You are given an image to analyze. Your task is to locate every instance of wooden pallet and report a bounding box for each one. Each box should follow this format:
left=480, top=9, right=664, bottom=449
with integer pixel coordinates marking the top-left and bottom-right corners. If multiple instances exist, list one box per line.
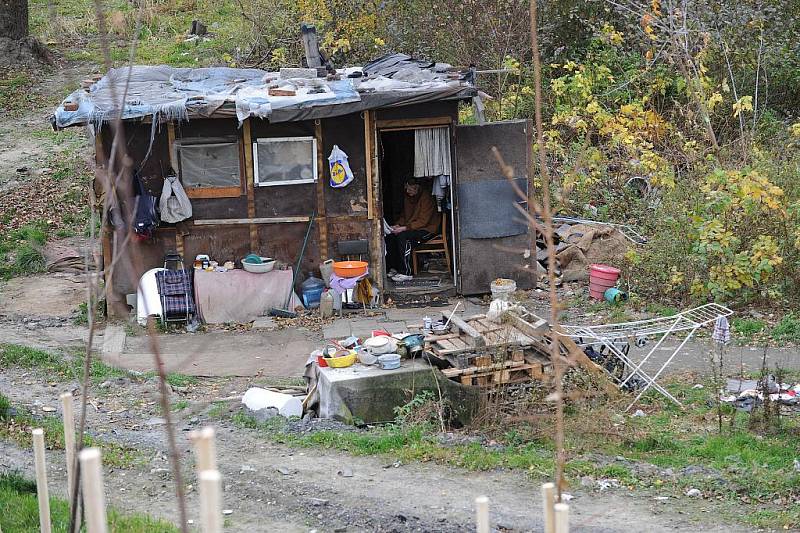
left=427, top=313, right=546, bottom=357
left=442, top=359, right=546, bottom=387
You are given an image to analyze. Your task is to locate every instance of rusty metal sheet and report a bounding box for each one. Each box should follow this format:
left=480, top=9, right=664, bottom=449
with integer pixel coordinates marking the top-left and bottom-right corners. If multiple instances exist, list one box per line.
left=322, top=113, right=368, bottom=217
left=454, top=120, right=533, bottom=295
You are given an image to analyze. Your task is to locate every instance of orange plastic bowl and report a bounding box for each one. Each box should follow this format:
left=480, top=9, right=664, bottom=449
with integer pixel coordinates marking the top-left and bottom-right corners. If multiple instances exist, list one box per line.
left=333, top=260, right=368, bottom=278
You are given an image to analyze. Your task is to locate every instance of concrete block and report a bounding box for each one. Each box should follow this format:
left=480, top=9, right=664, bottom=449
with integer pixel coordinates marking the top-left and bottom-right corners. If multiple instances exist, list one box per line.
left=101, top=324, right=126, bottom=359
left=323, top=320, right=351, bottom=340
left=252, top=317, right=277, bottom=330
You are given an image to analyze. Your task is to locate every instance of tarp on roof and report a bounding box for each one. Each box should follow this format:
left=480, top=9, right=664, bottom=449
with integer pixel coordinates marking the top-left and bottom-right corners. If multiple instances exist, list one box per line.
left=53, top=54, right=476, bottom=128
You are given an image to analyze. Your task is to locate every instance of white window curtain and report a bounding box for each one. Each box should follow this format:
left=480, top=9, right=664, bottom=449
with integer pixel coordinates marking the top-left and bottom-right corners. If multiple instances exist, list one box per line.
left=414, top=126, right=451, bottom=177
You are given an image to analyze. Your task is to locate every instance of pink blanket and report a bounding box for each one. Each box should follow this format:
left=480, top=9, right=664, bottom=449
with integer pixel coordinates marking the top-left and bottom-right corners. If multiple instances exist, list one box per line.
left=194, top=268, right=303, bottom=324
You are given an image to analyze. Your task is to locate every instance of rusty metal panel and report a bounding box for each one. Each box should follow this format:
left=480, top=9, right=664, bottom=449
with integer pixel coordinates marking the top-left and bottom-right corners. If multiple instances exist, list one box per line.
left=110, top=228, right=175, bottom=297
left=191, top=197, right=249, bottom=219
left=454, top=120, right=533, bottom=295
left=183, top=226, right=251, bottom=267
left=257, top=222, right=320, bottom=279
left=327, top=220, right=372, bottom=259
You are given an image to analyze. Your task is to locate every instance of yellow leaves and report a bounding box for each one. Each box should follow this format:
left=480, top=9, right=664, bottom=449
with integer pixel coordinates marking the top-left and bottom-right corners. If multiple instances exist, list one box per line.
left=601, top=23, right=624, bottom=46
left=790, top=122, right=800, bottom=137
left=651, top=0, right=662, bottom=15
left=732, top=95, right=753, bottom=117
left=721, top=78, right=730, bottom=93
left=585, top=100, right=601, bottom=114
left=373, top=37, right=385, bottom=47
left=707, top=92, right=723, bottom=112
left=502, top=55, right=521, bottom=75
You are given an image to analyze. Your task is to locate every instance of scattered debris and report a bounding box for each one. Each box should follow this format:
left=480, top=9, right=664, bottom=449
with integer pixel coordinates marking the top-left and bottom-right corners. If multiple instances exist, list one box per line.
left=337, top=468, right=354, bottom=478
left=685, top=488, right=702, bottom=498
left=632, top=409, right=646, bottom=418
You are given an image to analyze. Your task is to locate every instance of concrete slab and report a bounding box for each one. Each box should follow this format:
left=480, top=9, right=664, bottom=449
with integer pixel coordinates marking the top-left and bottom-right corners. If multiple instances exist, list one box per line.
left=108, top=328, right=322, bottom=377
left=322, top=320, right=351, bottom=339
left=252, top=316, right=277, bottom=330
left=101, top=324, right=126, bottom=359
left=348, top=319, right=380, bottom=338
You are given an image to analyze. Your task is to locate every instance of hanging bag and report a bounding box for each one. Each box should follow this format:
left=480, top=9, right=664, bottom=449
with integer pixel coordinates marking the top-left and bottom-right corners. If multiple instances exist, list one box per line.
left=328, top=145, right=354, bottom=188
left=159, top=174, right=193, bottom=223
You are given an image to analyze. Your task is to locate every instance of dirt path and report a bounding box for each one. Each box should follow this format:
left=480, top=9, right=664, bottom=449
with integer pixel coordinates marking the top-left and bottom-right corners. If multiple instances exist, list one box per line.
left=0, top=366, right=755, bottom=533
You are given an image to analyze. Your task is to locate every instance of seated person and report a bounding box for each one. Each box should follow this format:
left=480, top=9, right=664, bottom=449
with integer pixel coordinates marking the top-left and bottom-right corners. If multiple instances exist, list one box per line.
left=385, top=178, right=440, bottom=281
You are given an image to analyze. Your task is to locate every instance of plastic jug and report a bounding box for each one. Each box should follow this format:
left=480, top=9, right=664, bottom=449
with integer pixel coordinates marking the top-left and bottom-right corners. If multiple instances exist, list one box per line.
left=301, top=275, right=326, bottom=308
left=320, top=289, right=334, bottom=318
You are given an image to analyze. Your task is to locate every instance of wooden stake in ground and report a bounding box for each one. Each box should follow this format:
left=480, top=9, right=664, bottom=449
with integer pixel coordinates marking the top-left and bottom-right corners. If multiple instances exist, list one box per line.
left=79, top=448, right=108, bottom=533
left=554, top=502, right=569, bottom=533
left=32, top=428, right=52, bottom=533
left=190, top=426, right=217, bottom=472
left=60, top=392, right=77, bottom=503
left=475, top=495, right=489, bottom=533
left=198, top=470, right=222, bottom=533
left=541, top=482, right=555, bottom=533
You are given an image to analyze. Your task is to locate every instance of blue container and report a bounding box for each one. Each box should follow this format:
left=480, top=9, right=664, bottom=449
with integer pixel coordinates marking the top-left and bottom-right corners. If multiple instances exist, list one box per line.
left=301, top=276, right=325, bottom=308
left=604, top=287, right=628, bottom=303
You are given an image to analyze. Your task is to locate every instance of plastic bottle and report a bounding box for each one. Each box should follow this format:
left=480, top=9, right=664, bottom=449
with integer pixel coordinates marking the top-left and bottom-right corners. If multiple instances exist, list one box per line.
left=320, top=289, right=334, bottom=318
left=301, top=275, right=326, bottom=308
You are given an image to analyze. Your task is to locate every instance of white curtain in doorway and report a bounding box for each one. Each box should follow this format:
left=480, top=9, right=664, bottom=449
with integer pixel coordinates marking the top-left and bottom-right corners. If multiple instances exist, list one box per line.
left=414, top=127, right=451, bottom=177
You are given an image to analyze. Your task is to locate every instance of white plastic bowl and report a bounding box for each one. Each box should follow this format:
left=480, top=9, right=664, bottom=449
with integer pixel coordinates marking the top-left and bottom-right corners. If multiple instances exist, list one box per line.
left=242, top=257, right=276, bottom=273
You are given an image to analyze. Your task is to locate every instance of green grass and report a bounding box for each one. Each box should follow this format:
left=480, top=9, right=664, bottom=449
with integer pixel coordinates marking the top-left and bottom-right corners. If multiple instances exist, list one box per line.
left=0, top=344, right=129, bottom=383
left=228, top=376, right=800, bottom=529
left=0, top=393, right=140, bottom=469
left=772, top=313, right=800, bottom=343
left=165, top=374, right=198, bottom=387
left=0, top=472, right=177, bottom=532
left=0, top=223, right=49, bottom=280
left=172, top=400, right=189, bottom=411
left=732, top=317, right=766, bottom=342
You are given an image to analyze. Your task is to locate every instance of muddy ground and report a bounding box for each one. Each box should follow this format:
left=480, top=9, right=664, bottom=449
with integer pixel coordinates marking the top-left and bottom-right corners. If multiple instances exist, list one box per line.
left=0, top=362, right=752, bottom=533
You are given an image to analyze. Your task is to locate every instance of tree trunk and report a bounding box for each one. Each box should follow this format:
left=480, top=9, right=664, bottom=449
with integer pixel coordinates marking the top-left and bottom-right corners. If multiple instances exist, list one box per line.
left=0, top=0, right=29, bottom=40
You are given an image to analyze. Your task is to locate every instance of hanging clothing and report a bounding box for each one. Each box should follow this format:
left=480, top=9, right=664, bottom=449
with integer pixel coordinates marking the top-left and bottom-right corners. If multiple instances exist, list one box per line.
left=712, top=316, right=731, bottom=344
left=159, top=174, right=193, bottom=223
left=414, top=127, right=451, bottom=177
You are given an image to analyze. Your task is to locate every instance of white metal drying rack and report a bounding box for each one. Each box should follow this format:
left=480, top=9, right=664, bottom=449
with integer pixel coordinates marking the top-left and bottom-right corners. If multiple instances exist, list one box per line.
left=555, top=303, right=733, bottom=410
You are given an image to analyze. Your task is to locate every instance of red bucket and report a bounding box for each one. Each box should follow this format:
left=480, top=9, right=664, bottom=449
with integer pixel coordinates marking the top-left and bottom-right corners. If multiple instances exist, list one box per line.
left=589, top=264, right=620, bottom=300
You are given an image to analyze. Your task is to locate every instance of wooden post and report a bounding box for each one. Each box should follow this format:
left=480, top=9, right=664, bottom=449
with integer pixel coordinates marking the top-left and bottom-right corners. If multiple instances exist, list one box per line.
left=314, top=120, right=328, bottom=260
left=541, top=482, right=555, bottom=533
left=190, top=426, right=217, bottom=472
left=554, top=502, right=569, bottom=533
left=79, top=448, right=108, bottom=533
left=60, top=392, right=77, bottom=506
left=475, top=496, right=489, bottom=533
left=300, top=23, right=323, bottom=68
left=198, top=470, right=222, bottom=533
left=242, top=118, right=258, bottom=251
left=32, top=429, right=52, bottom=533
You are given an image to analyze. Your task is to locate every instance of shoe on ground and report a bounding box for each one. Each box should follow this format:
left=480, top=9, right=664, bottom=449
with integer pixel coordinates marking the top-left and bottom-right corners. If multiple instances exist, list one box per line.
left=392, top=273, right=413, bottom=282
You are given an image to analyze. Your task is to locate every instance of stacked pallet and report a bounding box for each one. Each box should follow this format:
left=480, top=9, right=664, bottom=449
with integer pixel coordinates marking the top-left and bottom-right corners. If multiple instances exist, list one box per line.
left=426, top=310, right=616, bottom=393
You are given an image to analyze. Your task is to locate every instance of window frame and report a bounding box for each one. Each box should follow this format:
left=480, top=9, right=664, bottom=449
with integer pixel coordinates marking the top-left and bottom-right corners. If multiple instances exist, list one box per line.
left=252, top=136, right=318, bottom=187
left=173, top=135, right=245, bottom=199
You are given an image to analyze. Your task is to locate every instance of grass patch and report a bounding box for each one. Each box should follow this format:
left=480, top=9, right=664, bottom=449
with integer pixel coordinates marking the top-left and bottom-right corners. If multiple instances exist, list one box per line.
left=1, top=344, right=129, bottom=383
left=165, top=374, right=198, bottom=387
left=172, top=400, right=189, bottom=411
left=0, top=471, right=177, bottom=532
left=732, top=317, right=766, bottom=342
left=0, top=222, right=49, bottom=280
left=772, top=313, right=800, bottom=343
left=0, top=393, right=140, bottom=469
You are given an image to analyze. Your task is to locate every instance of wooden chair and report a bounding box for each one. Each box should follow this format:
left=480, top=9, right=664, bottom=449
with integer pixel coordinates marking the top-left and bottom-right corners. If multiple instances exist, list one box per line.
left=412, top=211, right=452, bottom=275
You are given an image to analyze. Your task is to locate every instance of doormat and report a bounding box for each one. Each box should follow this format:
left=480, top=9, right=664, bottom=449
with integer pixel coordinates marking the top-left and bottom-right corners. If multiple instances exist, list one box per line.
left=391, top=293, right=450, bottom=308
left=393, top=278, right=441, bottom=289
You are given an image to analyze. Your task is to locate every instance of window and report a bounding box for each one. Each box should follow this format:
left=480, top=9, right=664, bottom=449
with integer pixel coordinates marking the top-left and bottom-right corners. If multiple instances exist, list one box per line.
left=253, top=137, right=317, bottom=186
left=175, top=137, right=242, bottom=197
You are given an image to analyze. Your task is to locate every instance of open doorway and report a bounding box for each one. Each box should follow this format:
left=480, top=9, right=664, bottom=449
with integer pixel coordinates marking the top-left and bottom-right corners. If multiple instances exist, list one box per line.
left=378, top=126, right=455, bottom=294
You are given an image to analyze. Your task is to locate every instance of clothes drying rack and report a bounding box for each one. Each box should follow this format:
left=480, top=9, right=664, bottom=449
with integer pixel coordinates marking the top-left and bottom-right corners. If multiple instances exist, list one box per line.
left=543, top=303, right=733, bottom=410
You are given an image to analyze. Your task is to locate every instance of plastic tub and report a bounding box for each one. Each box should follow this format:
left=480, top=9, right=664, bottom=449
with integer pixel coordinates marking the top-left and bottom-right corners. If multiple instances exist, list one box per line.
left=377, top=353, right=401, bottom=370
left=490, top=278, right=517, bottom=301
left=588, top=264, right=620, bottom=300
left=333, top=260, right=368, bottom=278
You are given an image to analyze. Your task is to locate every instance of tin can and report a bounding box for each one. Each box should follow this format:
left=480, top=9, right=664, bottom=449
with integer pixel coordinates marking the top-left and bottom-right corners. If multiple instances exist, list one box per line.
left=423, top=316, right=432, bottom=330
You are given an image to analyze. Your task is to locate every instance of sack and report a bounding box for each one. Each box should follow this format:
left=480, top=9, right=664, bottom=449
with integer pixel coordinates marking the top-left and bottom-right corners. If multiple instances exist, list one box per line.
left=159, top=174, right=193, bottom=223
left=328, top=145, right=354, bottom=188
left=133, top=170, right=159, bottom=240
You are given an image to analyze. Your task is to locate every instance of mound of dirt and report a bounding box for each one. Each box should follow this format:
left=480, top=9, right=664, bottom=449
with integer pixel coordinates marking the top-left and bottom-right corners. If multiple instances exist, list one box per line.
left=0, top=37, right=53, bottom=68
left=556, top=224, right=630, bottom=282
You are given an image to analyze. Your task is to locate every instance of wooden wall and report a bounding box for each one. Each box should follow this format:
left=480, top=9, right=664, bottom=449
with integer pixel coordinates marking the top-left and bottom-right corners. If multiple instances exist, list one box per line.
left=100, top=112, right=374, bottom=313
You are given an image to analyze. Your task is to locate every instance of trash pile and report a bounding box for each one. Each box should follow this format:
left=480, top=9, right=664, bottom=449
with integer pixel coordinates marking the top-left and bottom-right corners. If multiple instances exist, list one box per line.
left=535, top=218, right=641, bottom=284
left=720, top=377, right=800, bottom=411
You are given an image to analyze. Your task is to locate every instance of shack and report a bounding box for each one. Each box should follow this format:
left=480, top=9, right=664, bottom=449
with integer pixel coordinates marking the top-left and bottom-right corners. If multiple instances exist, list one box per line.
left=52, top=53, right=534, bottom=318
